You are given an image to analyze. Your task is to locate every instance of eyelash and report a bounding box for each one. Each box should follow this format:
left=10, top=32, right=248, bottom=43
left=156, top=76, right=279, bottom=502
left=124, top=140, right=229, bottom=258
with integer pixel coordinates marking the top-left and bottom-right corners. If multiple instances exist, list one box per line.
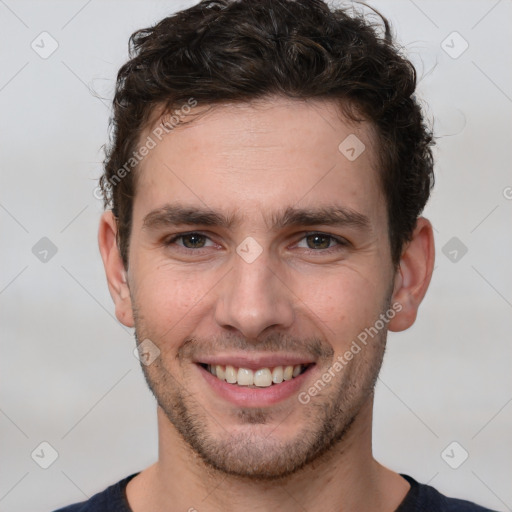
left=163, top=231, right=349, bottom=254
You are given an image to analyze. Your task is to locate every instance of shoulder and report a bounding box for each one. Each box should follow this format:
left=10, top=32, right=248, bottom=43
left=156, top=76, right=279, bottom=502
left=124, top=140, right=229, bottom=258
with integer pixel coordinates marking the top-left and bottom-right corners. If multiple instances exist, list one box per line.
left=397, top=474, right=499, bottom=512
left=51, top=473, right=139, bottom=512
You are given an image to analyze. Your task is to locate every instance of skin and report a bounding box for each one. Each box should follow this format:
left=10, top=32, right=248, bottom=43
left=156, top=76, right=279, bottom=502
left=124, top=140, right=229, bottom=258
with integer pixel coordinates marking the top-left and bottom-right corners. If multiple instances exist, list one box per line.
left=98, top=96, right=435, bottom=512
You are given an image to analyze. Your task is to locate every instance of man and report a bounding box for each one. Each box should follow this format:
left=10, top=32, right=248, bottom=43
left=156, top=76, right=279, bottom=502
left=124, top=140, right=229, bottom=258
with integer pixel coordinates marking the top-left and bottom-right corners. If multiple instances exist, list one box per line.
left=54, top=0, right=497, bottom=510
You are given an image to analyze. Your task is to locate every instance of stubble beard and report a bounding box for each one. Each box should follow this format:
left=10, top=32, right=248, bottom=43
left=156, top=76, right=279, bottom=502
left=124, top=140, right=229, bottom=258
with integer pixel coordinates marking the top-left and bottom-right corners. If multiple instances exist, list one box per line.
left=131, top=287, right=392, bottom=481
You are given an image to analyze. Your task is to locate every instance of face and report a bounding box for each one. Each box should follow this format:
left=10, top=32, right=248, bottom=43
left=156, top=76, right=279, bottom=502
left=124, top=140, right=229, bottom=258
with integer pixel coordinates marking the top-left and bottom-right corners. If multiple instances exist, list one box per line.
left=114, top=98, right=400, bottom=479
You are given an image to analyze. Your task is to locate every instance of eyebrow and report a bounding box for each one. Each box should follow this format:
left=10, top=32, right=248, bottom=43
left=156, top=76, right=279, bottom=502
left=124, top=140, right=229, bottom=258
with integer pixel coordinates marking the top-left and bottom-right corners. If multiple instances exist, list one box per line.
left=142, top=203, right=370, bottom=232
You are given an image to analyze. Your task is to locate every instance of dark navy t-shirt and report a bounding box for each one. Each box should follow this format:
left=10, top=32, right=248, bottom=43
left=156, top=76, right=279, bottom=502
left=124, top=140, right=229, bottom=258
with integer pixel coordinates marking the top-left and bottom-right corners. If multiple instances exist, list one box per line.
left=52, top=473, right=498, bottom=511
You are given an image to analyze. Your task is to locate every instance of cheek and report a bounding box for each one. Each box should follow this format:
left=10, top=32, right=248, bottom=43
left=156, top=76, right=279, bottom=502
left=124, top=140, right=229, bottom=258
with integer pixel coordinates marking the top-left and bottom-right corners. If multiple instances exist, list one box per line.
left=291, top=268, right=387, bottom=342
left=131, top=266, right=214, bottom=343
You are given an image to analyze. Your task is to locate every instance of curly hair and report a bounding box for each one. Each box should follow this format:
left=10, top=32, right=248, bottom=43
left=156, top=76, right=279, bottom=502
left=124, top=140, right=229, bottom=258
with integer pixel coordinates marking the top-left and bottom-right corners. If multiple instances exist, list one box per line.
left=100, top=0, right=434, bottom=269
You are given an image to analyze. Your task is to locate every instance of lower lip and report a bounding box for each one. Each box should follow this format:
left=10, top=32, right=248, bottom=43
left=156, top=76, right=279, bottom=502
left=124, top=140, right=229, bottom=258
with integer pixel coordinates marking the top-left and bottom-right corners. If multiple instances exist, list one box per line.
left=197, top=364, right=314, bottom=408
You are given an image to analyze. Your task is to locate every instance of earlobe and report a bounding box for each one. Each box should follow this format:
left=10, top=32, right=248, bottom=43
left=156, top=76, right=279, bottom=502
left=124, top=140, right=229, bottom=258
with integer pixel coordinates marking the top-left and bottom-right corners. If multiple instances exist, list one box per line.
left=98, top=211, right=135, bottom=328
left=388, top=217, right=435, bottom=332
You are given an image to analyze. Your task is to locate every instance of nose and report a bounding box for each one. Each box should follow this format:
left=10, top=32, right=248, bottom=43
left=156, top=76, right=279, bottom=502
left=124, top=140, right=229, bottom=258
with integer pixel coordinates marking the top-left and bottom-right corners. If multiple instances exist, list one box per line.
left=214, top=248, right=295, bottom=341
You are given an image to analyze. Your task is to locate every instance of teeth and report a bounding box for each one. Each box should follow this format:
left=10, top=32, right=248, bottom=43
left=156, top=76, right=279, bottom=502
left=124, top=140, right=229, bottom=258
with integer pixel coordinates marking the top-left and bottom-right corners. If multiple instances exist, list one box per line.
left=254, top=368, right=272, bottom=387
left=283, top=365, right=294, bottom=381
left=206, top=364, right=307, bottom=387
left=216, top=365, right=225, bottom=381
left=237, top=368, right=254, bottom=386
left=225, top=365, right=237, bottom=384
left=272, top=366, right=284, bottom=384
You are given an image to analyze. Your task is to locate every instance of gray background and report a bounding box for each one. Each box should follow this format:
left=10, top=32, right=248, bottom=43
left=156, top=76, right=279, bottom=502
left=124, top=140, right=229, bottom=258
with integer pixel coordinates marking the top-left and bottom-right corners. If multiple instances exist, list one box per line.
left=1, top=1, right=511, bottom=511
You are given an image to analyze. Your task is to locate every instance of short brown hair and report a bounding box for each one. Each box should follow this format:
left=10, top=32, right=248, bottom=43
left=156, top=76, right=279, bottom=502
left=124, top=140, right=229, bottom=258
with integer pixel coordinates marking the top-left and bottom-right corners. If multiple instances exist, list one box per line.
left=99, top=0, right=434, bottom=268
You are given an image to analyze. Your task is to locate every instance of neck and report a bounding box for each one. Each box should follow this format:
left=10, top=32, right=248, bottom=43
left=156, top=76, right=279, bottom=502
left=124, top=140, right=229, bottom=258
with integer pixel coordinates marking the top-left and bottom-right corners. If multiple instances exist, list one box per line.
left=126, top=396, right=410, bottom=512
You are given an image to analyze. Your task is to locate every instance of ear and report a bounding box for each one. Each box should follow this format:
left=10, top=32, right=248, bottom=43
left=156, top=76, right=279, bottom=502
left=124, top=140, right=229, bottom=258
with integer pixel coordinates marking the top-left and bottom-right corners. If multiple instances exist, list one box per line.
left=388, top=217, right=435, bottom=332
left=97, top=210, right=135, bottom=328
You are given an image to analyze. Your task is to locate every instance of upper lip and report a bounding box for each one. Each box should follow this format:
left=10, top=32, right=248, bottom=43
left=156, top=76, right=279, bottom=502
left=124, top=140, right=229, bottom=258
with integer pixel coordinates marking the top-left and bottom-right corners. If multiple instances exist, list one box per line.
left=195, top=354, right=315, bottom=370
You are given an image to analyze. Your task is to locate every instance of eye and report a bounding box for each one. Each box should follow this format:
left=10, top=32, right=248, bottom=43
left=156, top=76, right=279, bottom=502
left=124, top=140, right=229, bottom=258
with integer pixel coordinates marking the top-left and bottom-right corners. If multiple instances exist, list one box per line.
left=296, top=232, right=348, bottom=251
left=165, top=232, right=216, bottom=250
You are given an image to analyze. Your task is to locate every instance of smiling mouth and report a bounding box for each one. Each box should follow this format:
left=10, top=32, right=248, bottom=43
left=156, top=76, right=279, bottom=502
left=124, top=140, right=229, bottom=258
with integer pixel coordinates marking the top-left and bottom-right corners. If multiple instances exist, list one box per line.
left=198, top=363, right=312, bottom=388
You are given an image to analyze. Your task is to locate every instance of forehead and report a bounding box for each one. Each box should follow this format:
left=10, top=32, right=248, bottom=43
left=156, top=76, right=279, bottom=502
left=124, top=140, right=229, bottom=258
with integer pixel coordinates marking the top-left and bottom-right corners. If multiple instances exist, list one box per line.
left=133, top=97, right=384, bottom=228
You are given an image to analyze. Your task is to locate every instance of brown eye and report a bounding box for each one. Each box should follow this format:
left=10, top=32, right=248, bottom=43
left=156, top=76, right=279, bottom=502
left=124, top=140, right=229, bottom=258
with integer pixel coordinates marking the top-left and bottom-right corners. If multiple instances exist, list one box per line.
left=295, top=232, right=349, bottom=253
left=165, top=232, right=215, bottom=250
left=180, top=233, right=207, bottom=248
left=305, top=234, right=333, bottom=250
